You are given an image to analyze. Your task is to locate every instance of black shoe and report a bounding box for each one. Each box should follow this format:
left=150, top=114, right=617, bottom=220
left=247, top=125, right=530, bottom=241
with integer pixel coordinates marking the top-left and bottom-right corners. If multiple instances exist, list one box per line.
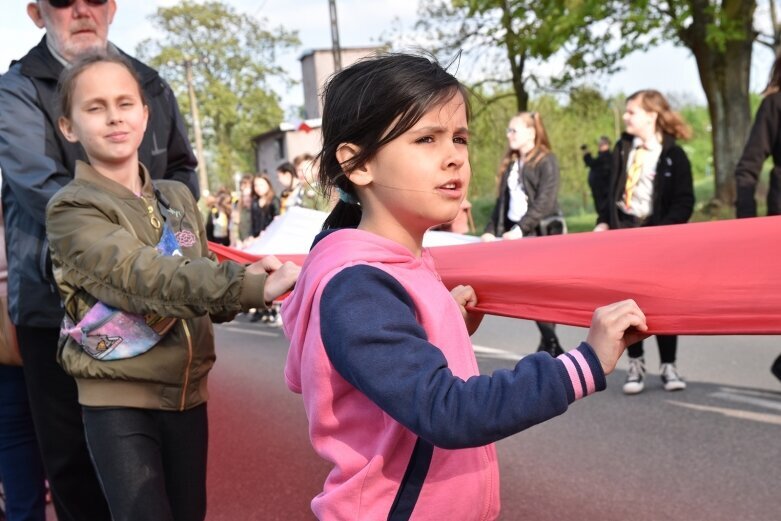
left=771, top=354, right=781, bottom=382
left=249, top=310, right=262, bottom=323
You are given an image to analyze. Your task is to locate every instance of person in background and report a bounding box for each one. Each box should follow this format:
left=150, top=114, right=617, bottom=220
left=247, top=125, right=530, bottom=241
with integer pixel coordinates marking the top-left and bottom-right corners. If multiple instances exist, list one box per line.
left=250, top=174, right=279, bottom=238
left=482, top=111, right=566, bottom=357
left=232, top=174, right=253, bottom=246
left=595, top=89, right=694, bottom=395
left=249, top=174, right=281, bottom=324
left=276, top=161, right=299, bottom=214
left=734, top=54, right=781, bottom=382
left=205, top=188, right=231, bottom=247
left=582, top=135, right=613, bottom=216
left=0, top=186, right=47, bottom=521
left=236, top=187, right=254, bottom=246
left=0, top=2, right=199, bottom=519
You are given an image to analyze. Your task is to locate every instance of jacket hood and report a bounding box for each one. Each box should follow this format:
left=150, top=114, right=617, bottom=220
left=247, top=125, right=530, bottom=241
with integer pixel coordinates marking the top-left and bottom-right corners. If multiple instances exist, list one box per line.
left=281, top=228, right=437, bottom=390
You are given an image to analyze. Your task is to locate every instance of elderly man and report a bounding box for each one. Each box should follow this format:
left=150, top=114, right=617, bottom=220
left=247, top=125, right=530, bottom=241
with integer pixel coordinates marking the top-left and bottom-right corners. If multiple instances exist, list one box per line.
left=0, top=2, right=199, bottom=520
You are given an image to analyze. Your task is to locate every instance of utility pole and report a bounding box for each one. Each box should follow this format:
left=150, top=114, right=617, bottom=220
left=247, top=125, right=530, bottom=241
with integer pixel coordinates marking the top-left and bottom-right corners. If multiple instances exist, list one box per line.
left=329, top=0, right=342, bottom=71
left=184, top=58, right=209, bottom=196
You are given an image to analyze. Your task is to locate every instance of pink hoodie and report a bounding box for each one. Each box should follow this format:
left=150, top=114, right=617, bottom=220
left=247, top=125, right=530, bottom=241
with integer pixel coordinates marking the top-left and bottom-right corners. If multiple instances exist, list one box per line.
left=283, top=229, right=603, bottom=520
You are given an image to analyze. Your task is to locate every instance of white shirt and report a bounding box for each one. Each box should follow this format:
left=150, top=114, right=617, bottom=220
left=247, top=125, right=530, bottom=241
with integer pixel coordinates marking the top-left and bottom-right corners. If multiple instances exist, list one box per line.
left=618, top=136, right=662, bottom=219
left=506, top=160, right=528, bottom=223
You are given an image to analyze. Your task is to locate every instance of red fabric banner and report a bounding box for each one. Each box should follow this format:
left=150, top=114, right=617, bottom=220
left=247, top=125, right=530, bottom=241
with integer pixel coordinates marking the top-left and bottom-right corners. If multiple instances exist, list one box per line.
left=209, top=216, right=781, bottom=335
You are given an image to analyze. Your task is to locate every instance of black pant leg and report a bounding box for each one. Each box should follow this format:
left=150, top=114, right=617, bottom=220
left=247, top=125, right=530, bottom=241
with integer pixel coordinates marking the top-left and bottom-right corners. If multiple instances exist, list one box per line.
left=161, top=404, right=209, bottom=521
left=627, top=339, right=645, bottom=359
left=83, top=405, right=209, bottom=521
left=83, top=406, right=176, bottom=521
left=17, top=325, right=111, bottom=521
left=657, top=335, right=678, bottom=364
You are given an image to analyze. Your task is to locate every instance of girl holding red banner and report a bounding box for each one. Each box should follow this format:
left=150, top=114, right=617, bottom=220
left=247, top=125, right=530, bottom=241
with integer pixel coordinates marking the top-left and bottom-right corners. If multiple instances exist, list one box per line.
left=45, top=51, right=299, bottom=521
left=482, top=111, right=566, bottom=357
left=282, top=52, right=649, bottom=520
left=595, top=89, right=694, bottom=395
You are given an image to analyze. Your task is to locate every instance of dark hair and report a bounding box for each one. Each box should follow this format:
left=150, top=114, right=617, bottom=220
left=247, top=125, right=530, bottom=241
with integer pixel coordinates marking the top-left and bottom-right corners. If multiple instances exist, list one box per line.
left=764, top=54, right=781, bottom=96
left=317, top=52, right=469, bottom=230
left=58, top=50, right=146, bottom=120
left=252, top=174, right=276, bottom=206
left=626, top=89, right=692, bottom=140
left=276, top=161, right=296, bottom=176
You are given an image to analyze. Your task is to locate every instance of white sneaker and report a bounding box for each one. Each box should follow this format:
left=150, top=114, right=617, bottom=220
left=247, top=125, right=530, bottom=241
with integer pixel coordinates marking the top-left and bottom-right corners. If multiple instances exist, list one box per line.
left=623, top=357, right=645, bottom=395
left=660, top=363, right=686, bottom=391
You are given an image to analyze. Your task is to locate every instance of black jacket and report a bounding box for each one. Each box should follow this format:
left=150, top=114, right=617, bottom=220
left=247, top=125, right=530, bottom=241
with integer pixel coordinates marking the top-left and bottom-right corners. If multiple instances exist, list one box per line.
left=0, top=37, right=199, bottom=327
left=484, top=153, right=562, bottom=236
left=734, top=92, right=781, bottom=217
left=598, top=133, right=694, bottom=229
left=583, top=150, right=612, bottom=216
left=250, top=196, right=279, bottom=237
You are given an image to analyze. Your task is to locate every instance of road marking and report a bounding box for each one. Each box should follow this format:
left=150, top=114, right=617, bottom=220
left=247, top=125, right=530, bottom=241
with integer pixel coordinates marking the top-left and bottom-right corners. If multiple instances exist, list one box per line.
left=473, top=344, right=522, bottom=362
left=216, top=323, right=279, bottom=337
left=716, top=387, right=781, bottom=400
left=709, top=391, right=781, bottom=413
left=666, top=400, right=781, bottom=426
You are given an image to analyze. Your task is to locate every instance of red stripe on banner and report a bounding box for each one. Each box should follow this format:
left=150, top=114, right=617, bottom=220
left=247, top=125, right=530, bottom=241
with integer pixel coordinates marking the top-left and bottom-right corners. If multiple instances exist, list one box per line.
left=209, top=216, right=781, bottom=335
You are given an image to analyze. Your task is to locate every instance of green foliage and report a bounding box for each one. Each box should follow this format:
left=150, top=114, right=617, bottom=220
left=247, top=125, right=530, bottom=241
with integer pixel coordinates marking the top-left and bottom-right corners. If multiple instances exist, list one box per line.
left=136, top=0, right=299, bottom=189
left=409, top=0, right=636, bottom=111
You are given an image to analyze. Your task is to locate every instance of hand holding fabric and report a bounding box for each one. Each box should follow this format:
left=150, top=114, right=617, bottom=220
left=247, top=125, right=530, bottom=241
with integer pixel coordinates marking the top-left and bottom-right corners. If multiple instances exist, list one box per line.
left=450, top=284, right=484, bottom=335
left=585, top=299, right=648, bottom=374
left=501, top=225, right=524, bottom=240
left=247, top=255, right=301, bottom=304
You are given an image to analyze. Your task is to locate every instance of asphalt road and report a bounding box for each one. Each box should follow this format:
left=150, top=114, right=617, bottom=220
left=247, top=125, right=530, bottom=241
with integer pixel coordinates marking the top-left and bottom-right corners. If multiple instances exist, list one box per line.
left=204, top=314, right=781, bottom=521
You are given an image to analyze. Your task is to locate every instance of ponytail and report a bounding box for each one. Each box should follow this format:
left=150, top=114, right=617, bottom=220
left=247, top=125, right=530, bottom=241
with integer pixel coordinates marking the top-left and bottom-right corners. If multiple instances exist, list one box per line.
left=322, top=199, right=362, bottom=230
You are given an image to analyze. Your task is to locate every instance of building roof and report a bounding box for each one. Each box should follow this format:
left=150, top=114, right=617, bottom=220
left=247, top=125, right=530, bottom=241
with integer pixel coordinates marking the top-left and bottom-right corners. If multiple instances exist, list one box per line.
left=251, top=118, right=322, bottom=143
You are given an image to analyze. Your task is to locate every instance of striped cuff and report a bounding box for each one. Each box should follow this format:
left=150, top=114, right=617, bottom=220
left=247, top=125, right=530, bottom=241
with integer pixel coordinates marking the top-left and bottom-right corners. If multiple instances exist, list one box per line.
left=556, top=342, right=606, bottom=402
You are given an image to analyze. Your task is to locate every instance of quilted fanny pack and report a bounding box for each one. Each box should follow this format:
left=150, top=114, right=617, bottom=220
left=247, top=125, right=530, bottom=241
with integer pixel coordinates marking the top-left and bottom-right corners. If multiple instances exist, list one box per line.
left=61, top=189, right=183, bottom=361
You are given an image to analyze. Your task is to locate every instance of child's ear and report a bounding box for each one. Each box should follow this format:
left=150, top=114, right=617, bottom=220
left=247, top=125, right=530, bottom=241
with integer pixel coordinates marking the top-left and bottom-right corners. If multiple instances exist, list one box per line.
left=141, top=104, right=149, bottom=133
left=58, top=117, right=79, bottom=144
left=335, top=143, right=372, bottom=186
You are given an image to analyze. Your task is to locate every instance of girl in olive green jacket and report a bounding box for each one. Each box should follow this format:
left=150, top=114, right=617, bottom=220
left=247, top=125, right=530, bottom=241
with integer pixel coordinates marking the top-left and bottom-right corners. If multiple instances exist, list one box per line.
left=46, top=51, right=299, bottom=521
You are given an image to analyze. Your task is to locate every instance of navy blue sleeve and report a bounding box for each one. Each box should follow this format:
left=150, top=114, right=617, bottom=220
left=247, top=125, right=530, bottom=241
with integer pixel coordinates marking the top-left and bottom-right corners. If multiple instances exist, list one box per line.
left=320, top=264, right=604, bottom=449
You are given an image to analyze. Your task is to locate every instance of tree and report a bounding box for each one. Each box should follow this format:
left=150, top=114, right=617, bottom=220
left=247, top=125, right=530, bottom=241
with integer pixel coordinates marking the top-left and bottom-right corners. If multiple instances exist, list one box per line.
left=137, top=0, right=298, bottom=189
left=756, top=0, right=780, bottom=58
left=616, top=0, right=758, bottom=209
left=407, top=0, right=633, bottom=112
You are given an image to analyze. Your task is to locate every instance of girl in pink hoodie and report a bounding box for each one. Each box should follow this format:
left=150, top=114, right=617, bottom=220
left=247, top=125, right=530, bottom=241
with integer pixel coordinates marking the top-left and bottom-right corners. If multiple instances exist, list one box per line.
left=282, top=53, right=648, bottom=521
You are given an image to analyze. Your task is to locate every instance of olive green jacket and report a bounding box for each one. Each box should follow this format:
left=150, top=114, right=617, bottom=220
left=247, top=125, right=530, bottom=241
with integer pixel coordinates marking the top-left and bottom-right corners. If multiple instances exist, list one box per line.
left=46, top=161, right=268, bottom=411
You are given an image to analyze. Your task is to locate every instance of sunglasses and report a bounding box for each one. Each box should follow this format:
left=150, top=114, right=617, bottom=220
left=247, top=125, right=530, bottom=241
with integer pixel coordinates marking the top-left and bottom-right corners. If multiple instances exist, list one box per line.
left=46, top=0, right=108, bottom=8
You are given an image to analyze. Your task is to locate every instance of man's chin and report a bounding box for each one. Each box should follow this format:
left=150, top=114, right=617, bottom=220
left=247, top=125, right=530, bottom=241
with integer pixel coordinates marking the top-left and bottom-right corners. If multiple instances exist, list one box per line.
left=61, top=40, right=108, bottom=62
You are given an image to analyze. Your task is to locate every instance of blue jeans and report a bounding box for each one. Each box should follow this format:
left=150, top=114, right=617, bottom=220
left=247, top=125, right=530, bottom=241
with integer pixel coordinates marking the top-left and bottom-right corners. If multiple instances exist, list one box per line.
left=0, top=365, right=46, bottom=521
left=83, top=404, right=208, bottom=521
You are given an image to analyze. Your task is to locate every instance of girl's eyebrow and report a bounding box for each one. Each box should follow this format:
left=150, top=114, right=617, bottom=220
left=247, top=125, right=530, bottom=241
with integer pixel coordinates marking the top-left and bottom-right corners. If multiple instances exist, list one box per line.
left=412, top=125, right=470, bottom=135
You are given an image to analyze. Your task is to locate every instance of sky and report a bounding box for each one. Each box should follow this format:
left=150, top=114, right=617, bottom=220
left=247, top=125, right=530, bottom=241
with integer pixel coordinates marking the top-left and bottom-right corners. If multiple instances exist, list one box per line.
left=1, top=0, right=775, bottom=115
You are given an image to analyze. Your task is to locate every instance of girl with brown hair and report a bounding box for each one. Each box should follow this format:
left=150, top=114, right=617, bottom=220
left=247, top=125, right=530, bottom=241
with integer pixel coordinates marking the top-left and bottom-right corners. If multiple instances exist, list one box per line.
left=595, top=89, right=694, bottom=395
left=482, top=111, right=566, bottom=357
